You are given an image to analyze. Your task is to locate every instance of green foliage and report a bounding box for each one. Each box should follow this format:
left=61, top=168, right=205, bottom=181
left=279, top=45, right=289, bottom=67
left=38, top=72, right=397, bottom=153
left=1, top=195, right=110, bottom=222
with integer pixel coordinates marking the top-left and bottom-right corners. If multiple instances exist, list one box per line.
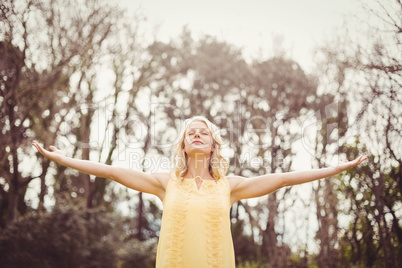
left=231, top=219, right=265, bottom=265
left=0, top=206, right=157, bottom=268
left=237, top=260, right=267, bottom=268
left=336, top=143, right=402, bottom=268
left=118, top=240, right=157, bottom=268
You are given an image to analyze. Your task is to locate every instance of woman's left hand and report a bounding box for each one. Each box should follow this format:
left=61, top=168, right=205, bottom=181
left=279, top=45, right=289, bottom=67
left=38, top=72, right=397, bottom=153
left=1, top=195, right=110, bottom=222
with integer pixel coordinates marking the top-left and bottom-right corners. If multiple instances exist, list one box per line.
left=335, top=155, right=368, bottom=173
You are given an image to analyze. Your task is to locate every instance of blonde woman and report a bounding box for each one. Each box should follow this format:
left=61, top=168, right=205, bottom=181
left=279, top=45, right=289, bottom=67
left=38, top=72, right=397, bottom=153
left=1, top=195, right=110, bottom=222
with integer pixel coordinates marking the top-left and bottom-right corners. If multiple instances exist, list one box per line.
left=32, top=115, right=367, bottom=267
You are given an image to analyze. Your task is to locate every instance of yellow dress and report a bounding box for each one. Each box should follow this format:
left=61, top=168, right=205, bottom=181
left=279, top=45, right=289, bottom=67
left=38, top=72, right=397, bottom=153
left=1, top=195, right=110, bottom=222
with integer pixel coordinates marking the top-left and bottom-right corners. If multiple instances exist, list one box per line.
left=156, top=175, right=235, bottom=268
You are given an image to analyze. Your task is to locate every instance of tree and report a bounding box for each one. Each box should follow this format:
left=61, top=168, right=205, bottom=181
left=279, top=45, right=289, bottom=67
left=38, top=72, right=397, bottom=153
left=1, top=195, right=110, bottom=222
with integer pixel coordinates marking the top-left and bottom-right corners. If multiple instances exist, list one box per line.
left=0, top=0, right=120, bottom=225
left=250, top=57, right=317, bottom=267
left=312, top=0, right=401, bottom=266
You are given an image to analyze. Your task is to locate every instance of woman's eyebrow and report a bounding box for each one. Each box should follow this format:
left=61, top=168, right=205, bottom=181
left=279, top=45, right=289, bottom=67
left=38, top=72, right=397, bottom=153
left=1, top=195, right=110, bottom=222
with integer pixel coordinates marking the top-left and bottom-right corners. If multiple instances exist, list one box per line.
left=187, top=128, right=210, bottom=132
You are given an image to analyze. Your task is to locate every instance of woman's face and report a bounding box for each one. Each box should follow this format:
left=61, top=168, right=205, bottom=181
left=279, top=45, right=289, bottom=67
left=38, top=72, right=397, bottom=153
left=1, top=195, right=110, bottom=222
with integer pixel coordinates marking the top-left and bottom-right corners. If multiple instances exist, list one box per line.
left=183, top=120, right=215, bottom=157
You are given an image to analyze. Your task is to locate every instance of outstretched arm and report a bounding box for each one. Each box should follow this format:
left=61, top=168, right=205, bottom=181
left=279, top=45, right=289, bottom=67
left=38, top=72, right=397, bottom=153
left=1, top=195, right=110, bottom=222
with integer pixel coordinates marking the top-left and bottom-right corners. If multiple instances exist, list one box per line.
left=32, top=141, right=169, bottom=200
left=229, top=155, right=367, bottom=204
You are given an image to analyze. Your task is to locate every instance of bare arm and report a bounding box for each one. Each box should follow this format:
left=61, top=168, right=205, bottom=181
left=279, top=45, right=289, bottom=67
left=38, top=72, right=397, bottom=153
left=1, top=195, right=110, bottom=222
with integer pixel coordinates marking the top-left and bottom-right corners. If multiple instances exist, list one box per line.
left=230, top=155, right=368, bottom=204
left=32, top=141, right=169, bottom=200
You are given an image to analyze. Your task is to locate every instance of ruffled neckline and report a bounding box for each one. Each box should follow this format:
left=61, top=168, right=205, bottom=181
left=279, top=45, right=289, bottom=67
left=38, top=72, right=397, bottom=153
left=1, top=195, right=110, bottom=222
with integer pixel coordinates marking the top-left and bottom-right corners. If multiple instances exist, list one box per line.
left=182, top=175, right=216, bottom=181
left=180, top=176, right=218, bottom=191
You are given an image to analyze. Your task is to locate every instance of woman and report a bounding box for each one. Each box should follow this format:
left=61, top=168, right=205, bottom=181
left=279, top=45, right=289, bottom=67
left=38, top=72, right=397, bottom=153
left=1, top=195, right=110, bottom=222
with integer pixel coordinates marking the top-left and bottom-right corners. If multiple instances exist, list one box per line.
left=32, top=115, right=367, bottom=267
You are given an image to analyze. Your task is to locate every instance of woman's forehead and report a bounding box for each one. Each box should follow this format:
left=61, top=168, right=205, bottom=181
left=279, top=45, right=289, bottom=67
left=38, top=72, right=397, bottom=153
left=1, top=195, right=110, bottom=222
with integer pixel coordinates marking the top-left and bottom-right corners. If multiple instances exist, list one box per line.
left=187, top=120, right=209, bottom=130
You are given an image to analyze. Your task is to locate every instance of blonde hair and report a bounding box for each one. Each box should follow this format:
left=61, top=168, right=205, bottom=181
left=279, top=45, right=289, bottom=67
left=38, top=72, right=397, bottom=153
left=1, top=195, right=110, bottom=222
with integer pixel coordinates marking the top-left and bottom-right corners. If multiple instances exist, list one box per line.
left=172, top=116, right=229, bottom=180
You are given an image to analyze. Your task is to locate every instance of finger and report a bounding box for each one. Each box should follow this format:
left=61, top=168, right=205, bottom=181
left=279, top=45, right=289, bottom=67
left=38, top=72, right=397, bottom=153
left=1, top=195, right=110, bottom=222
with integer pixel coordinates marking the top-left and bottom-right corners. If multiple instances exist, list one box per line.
left=33, top=142, right=47, bottom=155
left=34, top=143, right=44, bottom=154
left=49, top=146, right=56, bottom=152
left=32, top=141, right=40, bottom=151
left=33, top=143, right=42, bottom=154
left=355, top=155, right=367, bottom=165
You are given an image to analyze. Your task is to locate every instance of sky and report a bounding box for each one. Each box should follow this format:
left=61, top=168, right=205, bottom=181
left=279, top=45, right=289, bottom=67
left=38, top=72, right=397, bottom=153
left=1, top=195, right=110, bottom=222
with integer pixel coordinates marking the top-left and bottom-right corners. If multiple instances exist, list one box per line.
left=119, top=0, right=365, bottom=72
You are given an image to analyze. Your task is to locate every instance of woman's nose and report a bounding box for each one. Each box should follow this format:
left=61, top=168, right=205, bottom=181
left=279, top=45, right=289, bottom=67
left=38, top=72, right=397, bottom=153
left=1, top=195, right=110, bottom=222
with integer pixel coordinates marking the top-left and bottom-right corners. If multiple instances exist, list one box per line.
left=194, top=133, right=200, bottom=138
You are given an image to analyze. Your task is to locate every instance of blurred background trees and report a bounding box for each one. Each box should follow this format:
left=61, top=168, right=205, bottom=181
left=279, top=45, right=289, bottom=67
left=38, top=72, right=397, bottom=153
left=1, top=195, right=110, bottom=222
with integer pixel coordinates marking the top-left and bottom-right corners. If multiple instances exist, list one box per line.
left=0, top=0, right=400, bottom=267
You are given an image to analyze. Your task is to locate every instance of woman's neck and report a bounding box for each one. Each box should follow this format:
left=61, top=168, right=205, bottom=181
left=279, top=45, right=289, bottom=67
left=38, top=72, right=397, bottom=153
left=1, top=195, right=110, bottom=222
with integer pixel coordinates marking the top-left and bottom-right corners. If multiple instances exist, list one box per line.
left=184, top=153, right=213, bottom=179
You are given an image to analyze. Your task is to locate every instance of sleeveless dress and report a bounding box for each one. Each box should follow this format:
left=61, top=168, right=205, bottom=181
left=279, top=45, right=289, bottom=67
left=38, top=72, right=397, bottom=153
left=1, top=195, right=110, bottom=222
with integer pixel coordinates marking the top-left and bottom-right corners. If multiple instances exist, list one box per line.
left=155, top=175, right=235, bottom=268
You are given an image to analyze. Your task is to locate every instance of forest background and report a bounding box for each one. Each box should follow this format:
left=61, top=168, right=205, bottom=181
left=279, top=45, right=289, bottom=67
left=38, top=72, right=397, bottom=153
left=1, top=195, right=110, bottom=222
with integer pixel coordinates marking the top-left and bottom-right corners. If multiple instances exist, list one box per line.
left=0, top=0, right=401, bottom=267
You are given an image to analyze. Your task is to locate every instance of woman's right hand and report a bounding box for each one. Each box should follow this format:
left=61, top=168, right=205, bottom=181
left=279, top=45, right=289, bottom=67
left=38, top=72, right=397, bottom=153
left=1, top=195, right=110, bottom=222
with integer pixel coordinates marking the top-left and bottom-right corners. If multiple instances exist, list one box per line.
left=32, top=140, right=65, bottom=164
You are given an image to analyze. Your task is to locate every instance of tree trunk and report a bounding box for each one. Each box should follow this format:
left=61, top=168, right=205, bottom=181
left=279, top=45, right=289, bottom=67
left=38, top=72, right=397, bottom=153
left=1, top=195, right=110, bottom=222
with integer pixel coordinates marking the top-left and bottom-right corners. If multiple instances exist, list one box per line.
left=6, top=88, right=20, bottom=226
left=314, top=179, right=340, bottom=268
left=263, top=192, right=279, bottom=266
left=38, top=160, right=51, bottom=212
left=262, top=122, right=281, bottom=266
left=82, top=91, right=95, bottom=209
left=136, top=192, right=144, bottom=241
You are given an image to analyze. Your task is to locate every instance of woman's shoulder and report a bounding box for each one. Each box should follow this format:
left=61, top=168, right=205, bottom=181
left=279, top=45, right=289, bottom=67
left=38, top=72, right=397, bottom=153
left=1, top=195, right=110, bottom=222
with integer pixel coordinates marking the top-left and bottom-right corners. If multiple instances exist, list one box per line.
left=152, top=172, right=171, bottom=179
left=225, top=175, right=246, bottom=189
left=225, top=175, right=246, bottom=181
left=152, top=172, right=172, bottom=188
